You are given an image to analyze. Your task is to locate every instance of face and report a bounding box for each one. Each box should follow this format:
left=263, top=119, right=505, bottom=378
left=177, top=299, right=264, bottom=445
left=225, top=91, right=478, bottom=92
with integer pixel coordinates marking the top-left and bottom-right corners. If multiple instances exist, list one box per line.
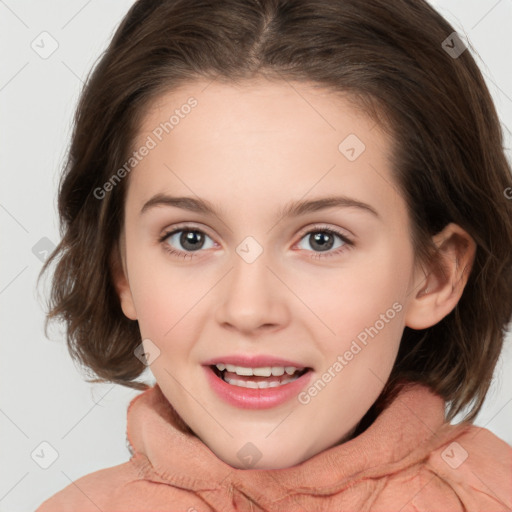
left=115, top=78, right=425, bottom=470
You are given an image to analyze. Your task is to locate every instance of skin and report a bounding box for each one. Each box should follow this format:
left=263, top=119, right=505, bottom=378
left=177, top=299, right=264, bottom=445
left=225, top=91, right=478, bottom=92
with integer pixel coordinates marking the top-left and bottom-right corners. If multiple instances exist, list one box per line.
left=112, top=77, right=476, bottom=470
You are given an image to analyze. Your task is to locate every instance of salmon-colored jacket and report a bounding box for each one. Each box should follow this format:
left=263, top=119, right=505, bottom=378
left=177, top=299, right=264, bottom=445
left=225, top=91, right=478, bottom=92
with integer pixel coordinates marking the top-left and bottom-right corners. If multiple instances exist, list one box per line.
left=36, top=381, right=512, bottom=511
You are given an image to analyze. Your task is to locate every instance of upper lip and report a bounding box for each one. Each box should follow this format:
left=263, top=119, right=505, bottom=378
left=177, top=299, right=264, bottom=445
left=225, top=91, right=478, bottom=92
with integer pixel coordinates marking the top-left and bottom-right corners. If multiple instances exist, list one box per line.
left=202, top=354, right=311, bottom=369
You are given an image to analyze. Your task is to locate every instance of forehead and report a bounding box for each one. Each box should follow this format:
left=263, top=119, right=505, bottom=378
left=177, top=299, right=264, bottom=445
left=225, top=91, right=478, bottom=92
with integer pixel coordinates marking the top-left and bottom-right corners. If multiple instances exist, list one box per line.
left=137, top=78, right=383, bottom=150
left=127, top=78, right=403, bottom=224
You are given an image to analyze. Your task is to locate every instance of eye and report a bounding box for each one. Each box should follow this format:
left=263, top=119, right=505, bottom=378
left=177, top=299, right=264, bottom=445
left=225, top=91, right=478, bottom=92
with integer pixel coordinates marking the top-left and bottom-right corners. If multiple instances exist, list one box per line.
left=295, top=225, right=354, bottom=259
left=159, top=226, right=215, bottom=260
left=159, top=224, right=354, bottom=261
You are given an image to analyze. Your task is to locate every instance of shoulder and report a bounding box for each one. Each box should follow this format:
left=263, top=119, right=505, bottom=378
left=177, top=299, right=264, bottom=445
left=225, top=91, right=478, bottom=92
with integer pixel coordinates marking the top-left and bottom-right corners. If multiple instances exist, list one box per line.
left=35, top=460, right=142, bottom=512
left=422, top=423, right=512, bottom=511
left=34, top=455, right=206, bottom=512
left=372, top=422, right=512, bottom=511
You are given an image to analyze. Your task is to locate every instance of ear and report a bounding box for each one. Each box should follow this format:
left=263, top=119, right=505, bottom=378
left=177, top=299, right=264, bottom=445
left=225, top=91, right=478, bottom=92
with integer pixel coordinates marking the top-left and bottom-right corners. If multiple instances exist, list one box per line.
left=110, top=232, right=138, bottom=321
left=405, top=222, right=476, bottom=330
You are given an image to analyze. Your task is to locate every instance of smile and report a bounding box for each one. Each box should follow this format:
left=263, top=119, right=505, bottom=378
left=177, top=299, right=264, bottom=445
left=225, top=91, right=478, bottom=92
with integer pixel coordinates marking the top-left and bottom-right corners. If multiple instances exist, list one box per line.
left=212, top=364, right=309, bottom=389
left=203, top=364, right=314, bottom=409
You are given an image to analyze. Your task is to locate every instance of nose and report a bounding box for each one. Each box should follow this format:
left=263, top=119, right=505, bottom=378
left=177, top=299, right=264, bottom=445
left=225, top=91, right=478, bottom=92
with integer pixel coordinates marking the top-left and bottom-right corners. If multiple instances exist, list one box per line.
left=214, top=249, right=289, bottom=335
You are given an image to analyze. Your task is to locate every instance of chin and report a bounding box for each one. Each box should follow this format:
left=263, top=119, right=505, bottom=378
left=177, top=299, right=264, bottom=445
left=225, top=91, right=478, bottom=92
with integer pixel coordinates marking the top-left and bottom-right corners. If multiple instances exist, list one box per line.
left=208, top=439, right=311, bottom=470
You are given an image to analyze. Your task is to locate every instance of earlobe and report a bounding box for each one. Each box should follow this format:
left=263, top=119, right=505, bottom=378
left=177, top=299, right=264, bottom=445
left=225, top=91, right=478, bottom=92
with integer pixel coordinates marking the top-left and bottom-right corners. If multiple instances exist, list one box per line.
left=110, top=238, right=138, bottom=321
left=405, top=223, right=476, bottom=330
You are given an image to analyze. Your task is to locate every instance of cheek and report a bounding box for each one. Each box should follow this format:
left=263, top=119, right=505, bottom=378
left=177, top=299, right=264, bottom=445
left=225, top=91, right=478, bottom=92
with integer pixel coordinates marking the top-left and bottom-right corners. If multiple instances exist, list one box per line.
left=310, top=247, right=407, bottom=357
left=124, top=241, right=173, bottom=331
left=127, top=248, right=210, bottom=344
left=316, top=247, right=405, bottom=312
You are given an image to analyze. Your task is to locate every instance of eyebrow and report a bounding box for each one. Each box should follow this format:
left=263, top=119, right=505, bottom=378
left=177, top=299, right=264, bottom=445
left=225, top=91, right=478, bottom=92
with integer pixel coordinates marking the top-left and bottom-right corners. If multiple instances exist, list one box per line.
left=140, top=193, right=380, bottom=220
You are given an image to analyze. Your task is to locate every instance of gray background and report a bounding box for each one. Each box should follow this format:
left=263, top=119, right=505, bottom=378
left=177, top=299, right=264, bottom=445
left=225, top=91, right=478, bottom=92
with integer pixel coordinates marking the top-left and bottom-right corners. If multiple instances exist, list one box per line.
left=0, top=1, right=511, bottom=510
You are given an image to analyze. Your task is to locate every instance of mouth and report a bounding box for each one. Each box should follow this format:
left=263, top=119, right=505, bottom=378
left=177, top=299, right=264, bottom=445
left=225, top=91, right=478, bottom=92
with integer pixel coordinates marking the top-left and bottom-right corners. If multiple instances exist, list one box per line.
left=203, top=361, right=314, bottom=409
left=210, top=363, right=311, bottom=389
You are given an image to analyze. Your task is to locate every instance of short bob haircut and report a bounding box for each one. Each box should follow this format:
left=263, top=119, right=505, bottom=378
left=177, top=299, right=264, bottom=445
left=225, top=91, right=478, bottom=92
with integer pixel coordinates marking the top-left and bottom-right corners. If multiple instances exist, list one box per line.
left=39, top=0, right=512, bottom=426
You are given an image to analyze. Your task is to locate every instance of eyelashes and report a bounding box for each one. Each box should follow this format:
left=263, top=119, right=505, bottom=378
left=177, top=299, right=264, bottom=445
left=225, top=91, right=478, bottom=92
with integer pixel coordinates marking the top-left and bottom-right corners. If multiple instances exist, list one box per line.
left=159, top=228, right=215, bottom=260
left=158, top=224, right=354, bottom=261
left=297, top=227, right=354, bottom=259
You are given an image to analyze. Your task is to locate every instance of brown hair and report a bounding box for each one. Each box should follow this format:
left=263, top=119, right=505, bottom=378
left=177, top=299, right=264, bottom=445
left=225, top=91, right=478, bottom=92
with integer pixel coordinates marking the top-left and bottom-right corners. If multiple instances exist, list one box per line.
left=38, top=0, right=512, bottom=423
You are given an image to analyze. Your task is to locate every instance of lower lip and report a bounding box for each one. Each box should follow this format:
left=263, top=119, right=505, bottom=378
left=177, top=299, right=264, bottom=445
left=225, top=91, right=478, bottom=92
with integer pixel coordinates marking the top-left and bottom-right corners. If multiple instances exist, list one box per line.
left=203, top=365, right=314, bottom=409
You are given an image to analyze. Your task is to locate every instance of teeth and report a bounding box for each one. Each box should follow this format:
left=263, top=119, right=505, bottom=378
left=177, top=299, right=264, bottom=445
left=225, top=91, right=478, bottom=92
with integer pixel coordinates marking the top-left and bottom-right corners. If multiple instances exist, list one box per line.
left=215, top=363, right=302, bottom=377
left=223, top=374, right=299, bottom=388
left=253, top=367, right=272, bottom=377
